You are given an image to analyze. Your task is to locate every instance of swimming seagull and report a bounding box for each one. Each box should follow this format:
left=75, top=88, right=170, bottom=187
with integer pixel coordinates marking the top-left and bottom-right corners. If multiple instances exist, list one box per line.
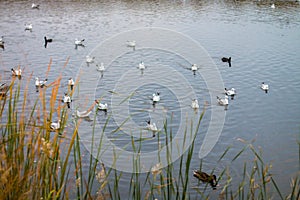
left=62, top=93, right=72, bottom=108
left=152, top=92, right=160, bottom=103
left=68, top=78, right=75, bottom=91
left=224, top=88, right=236, bottom=99
left=11, top=68, right=22, bottom=77
left=191, top=64, right=199, bottom=75
left=191, top=64, right=198, bottom=70
left=138, top=61, right=145, bottom=70
left=221, top=57, right=231, bottom=67
left=96, top=63, right=105, bottom=77
left=147, top=120, right=158, bottom=137
left=261, top=82, right=269, bottom=93
left=126, top=40, right=136, bottom=50
left=96, top=63, right=105, bottom=71
left=137, top=61, right=146, bottom=74
left=95, top=100, right=108, bottom=112
left=44, top=36, right=53, bottom=48
left=217, top=95, right=229, bottom=106
left=25, top=24, right=33, bottom=32
left=50, top=120, right=61, bottom=130
left=76, top=110, right=92, bottom=118
left=271, top=4, right=275, bottom=9
left=86, top=55, right=95, bottom=64
left=191, top=99, right=199, bottom=109
left=32, top=3, right=40, bottom=9
left=35, top=77, right=48, bottom=92
left=75, top=39, right=85, bottom=47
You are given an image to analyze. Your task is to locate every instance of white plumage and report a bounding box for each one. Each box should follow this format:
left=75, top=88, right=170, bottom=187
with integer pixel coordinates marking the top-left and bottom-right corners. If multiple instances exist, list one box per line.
left=191, top=99, right=199, bottom=109
left=217, top=95, right=229, bottom=106
left=261, top=82, right=269, bottom=93
left=126, top=40, right=136, bottom=47
left=0, top=36, right=4, bottom=45
left=68, top=78, right=74, bottom=87
left=98, top=103, right=108, bottom=111
left=95, top=100, right=108, bottom=111
left=32, top=3, right=39, bottom=9
left=147, top=120, right=158, bottom=137
left=152, top=92, right=160, bottom=103
left=138, top=61, right=145, bottom=70
left=35, top=77, right=47, bottom=87
left=25, top=24, right=33, bottom=31
left=147, top=122, right=157, bottom=131
left=86, top=56, right=95, bottom=63
left=75, top=39, right=85, bottom=45
left=11, top=68, right=22, bottom=76
left=76, top=110, right=92, bottom=118
left=191, top=64, right=198, bottom=72
left=50, top=120, right=60, bottom=130
left=225, top=88, right=236, bottom=96
left=271, top=4, right=275, bottom=9
left=96, top=63, right=105, bottom=72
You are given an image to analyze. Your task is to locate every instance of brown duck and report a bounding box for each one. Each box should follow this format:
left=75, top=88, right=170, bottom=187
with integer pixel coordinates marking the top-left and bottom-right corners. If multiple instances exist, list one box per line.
left=193, top=170, right=218, bottom=190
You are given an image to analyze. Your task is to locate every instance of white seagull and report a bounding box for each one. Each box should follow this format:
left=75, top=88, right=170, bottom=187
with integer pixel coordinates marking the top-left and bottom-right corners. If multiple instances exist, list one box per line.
left=147, top=120, right=158, bottom=137
left=11, top=68, right=22, bottom=76
left=152, top=92, right=160, bottom=103
left=50, top=120, right=60, bottom=130
left=95, top=100, right=108, bottom=111
left=32, top=3, right=39, bottom=9
left=25, top=24, right=33, bottom=31
left=35, top=77, right=47, bottom=87
left=96, top=63, right=105, bottom=72
left=138, top=61, right=145, bottom=70
left=191, top=64, right=198, bottom=71
left=261, top=82, right=269, bottom=93
left=217, top=95, right=229, bottom=106
left=191, top=99, right=199, bottom=109
left=0, top=36, right=4, bottom=48
left=62, top=93, right=72, bottom=108
left=75, top=39, right=85, bottom=46
left=68, top=78, right=75, bottom=91
left=76, top=110, right=92, bottom=118
left=35, top=77, right=47, bottom=92
left=271, top=4, right=275, bottom=9
left=126, top=40, right=136, bottom=48
left=86, top=55, right=95, bottom=64
left=225, top=88, right=236, bottom=99
left=225, top=88, right=236, bottom=96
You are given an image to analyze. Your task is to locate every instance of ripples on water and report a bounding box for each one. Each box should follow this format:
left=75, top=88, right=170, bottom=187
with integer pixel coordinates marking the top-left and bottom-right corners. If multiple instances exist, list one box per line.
left=1, top=0, right=300, bottom=197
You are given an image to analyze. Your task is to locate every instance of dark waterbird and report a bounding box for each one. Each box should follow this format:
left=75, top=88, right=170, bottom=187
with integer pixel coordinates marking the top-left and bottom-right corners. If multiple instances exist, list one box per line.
left=222, top=57, right=231, bottom=67
left=44, top=36, right=53, bottom=48
left=193, top=170, right=218, bottom=190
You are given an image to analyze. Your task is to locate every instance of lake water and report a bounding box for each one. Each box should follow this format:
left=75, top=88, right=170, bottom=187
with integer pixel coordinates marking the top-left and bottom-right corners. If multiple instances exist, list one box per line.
left=1, top=0, right=300, bottom=198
